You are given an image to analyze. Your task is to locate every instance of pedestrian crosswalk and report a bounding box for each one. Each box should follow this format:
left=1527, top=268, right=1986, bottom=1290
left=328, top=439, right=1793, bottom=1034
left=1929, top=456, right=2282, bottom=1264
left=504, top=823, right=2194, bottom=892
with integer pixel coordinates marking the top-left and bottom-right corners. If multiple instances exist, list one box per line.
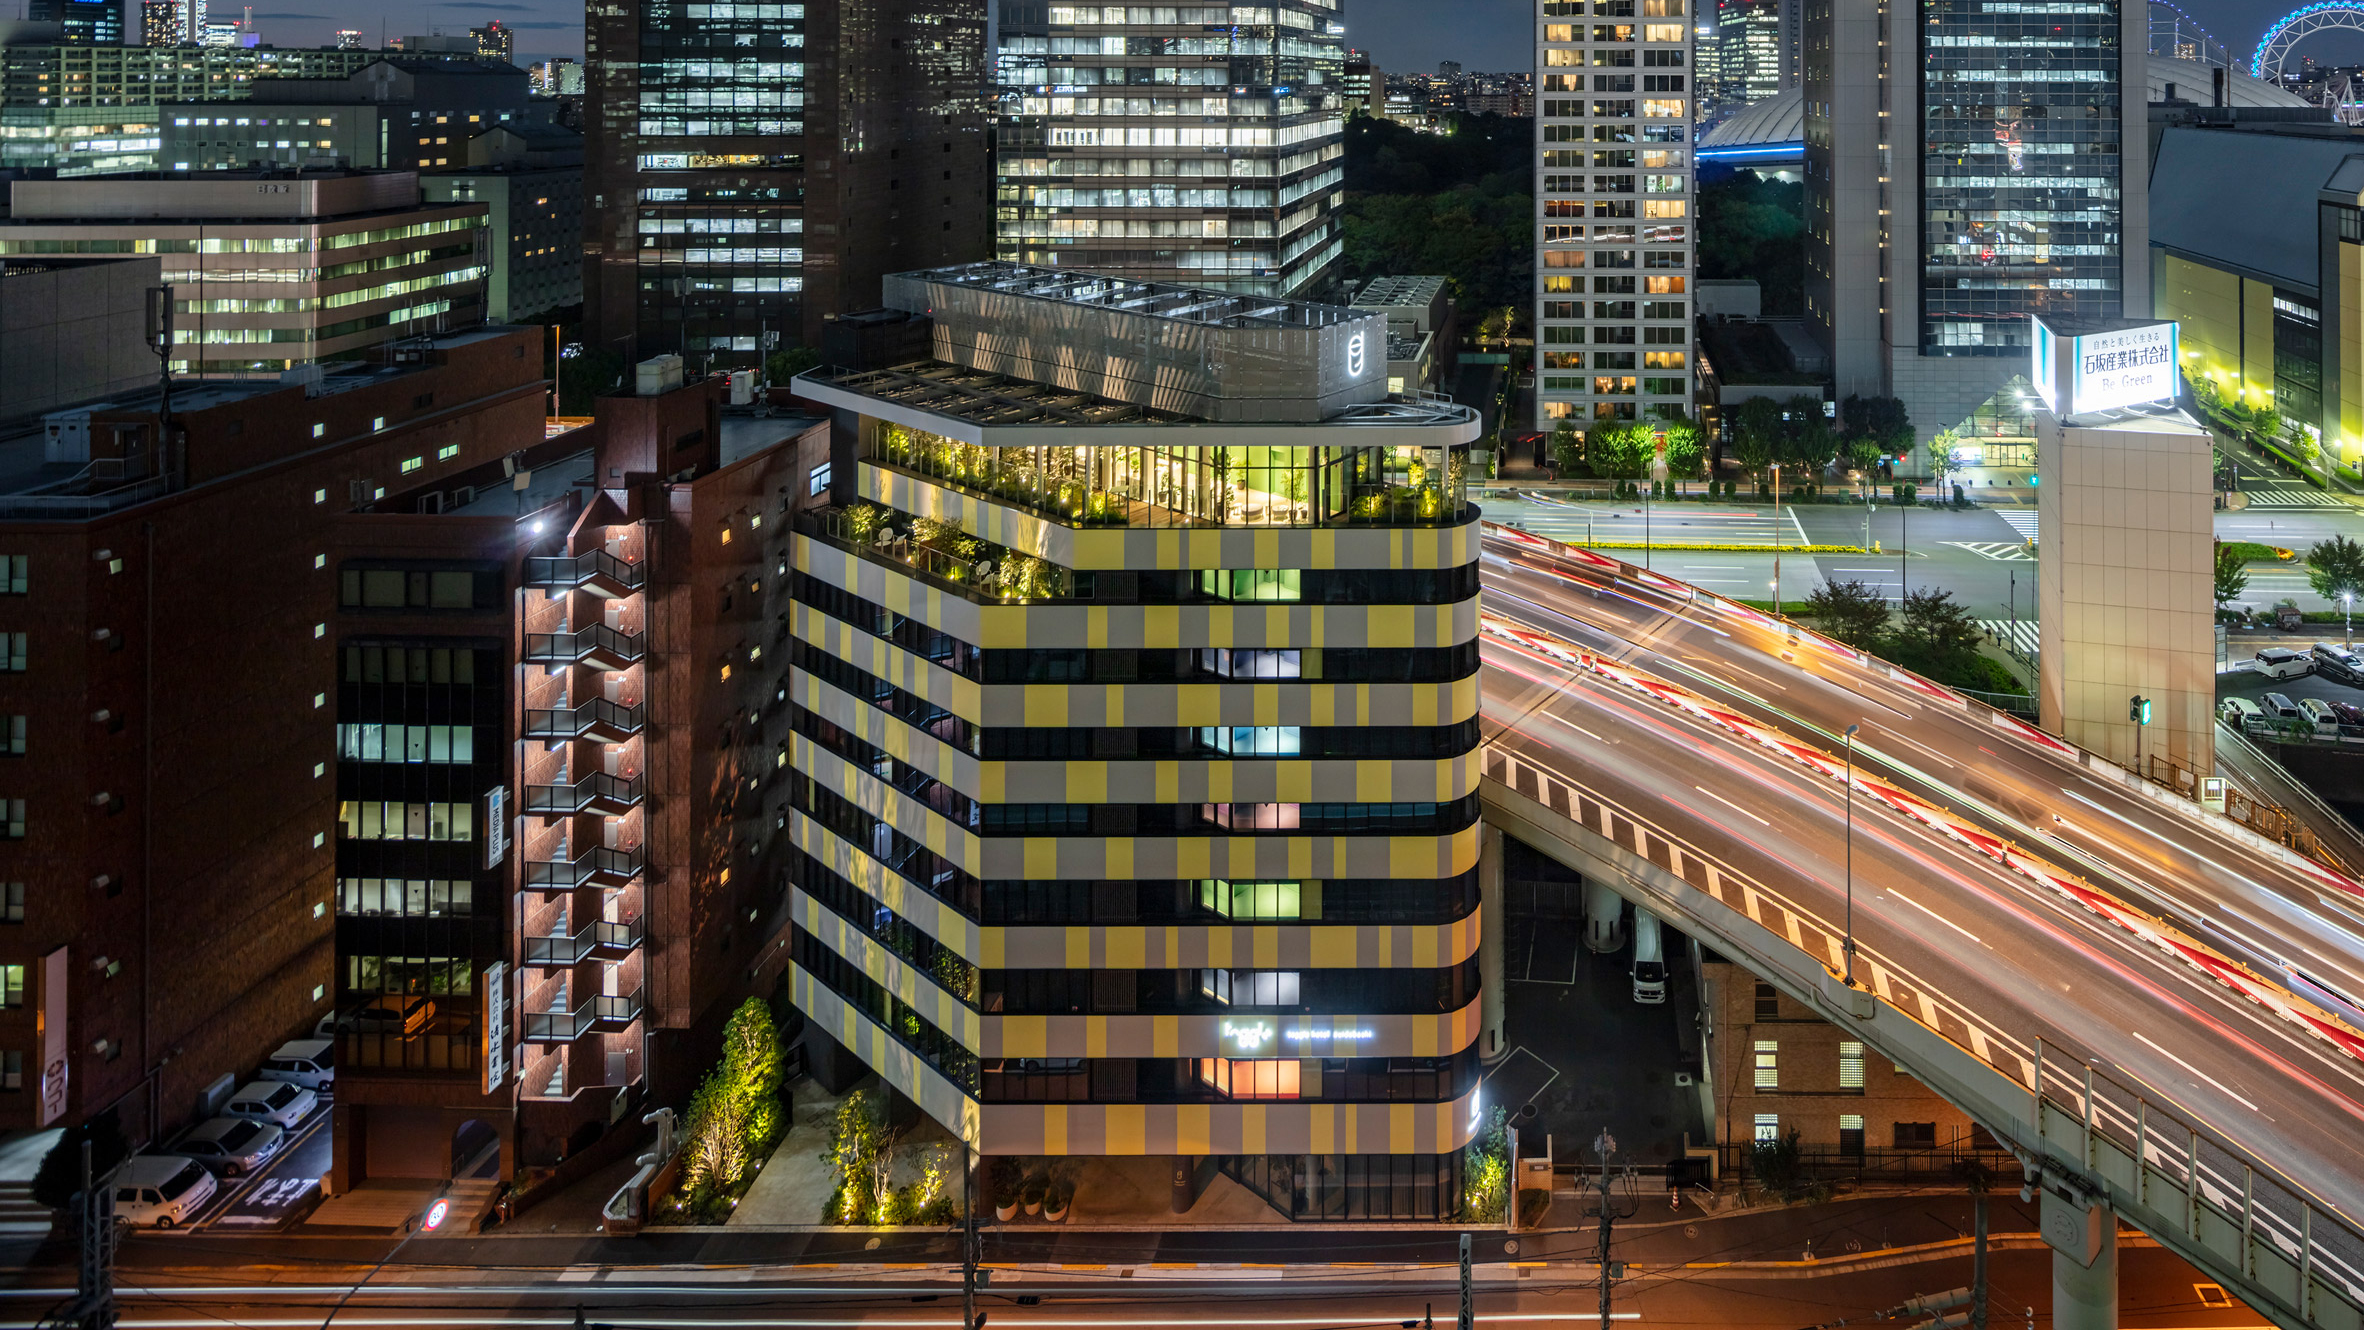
left=2240, top=488, right=2351, bottom=510
left=0, top=1182, right=52, bottom=1240
left=1945, top=541, right=2034, bottom=562
left=1981, top=620, right=2040, bottom=661
left=1995, top=511, right=2040, bottom=541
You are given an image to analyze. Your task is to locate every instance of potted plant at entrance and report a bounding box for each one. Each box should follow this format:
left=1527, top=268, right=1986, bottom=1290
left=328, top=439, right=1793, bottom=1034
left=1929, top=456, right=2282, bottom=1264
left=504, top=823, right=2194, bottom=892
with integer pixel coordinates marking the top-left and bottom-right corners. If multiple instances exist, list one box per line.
left=1021, top=1171, right=1047, bottom=1217
left=991, top=1157, right=1021, bottom=1222
left=1043, top=1179, right=1072, bottom=1224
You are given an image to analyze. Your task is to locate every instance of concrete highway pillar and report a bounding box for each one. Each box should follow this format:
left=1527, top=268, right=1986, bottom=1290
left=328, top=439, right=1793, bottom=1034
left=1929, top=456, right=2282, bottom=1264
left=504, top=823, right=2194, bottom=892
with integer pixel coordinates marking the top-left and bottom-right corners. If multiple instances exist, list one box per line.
left=2041, top=1185, right=2119, bottom=1330
left=1479, top=821, right=1506, bottom=1063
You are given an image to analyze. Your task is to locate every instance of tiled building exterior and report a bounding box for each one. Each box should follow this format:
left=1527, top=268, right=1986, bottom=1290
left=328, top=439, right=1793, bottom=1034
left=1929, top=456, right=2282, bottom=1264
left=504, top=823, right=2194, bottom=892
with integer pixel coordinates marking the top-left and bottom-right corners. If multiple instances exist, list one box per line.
left=782, top=262, right=1486, bottom=1220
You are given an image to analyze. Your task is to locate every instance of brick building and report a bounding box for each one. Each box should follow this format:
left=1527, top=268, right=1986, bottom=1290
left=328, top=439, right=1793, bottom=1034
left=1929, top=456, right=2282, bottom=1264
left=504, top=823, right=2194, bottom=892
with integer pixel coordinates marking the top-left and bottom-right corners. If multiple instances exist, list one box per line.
left=1705, top=955, right=2003, bottom=1175
left=0, top=324, right=822, bottom=1203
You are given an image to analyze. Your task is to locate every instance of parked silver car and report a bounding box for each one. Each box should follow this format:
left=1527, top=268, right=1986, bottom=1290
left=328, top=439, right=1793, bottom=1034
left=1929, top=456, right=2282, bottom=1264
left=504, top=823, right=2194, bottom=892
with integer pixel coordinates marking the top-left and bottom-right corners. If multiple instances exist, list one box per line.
left=176, top=1116, right=286, bottom=1177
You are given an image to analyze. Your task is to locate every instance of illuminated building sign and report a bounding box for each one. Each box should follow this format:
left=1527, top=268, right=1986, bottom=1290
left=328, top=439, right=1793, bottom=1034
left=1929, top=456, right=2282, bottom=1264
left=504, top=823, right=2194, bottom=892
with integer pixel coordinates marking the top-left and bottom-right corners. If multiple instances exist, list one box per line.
left=1219, top=1019, right=1276, bottom=1056
left=1347, top=331, right=1367, bottom=378
left=1282, top=1027, right=1374, bottom=1043
left=2031, top=317, right=2180, bottom=416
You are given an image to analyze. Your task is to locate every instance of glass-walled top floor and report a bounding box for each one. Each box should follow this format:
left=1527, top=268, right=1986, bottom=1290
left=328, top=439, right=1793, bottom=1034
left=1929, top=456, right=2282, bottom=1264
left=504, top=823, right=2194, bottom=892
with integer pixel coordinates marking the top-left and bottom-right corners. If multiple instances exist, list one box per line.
left=865, top=421, right=1471, bottom=529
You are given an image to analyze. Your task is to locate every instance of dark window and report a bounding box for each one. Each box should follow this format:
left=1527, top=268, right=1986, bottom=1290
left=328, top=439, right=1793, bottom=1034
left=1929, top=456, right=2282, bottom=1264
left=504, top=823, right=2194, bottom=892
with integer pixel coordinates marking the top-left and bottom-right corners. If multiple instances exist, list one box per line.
left=1893, top=1122, right=1937, bottom=1149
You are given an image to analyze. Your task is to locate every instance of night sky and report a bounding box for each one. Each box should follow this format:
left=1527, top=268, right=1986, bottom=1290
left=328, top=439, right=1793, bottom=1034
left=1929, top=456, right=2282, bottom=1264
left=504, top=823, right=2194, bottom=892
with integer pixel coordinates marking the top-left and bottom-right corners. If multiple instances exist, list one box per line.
left=232, top=0, right=2364, bottom=83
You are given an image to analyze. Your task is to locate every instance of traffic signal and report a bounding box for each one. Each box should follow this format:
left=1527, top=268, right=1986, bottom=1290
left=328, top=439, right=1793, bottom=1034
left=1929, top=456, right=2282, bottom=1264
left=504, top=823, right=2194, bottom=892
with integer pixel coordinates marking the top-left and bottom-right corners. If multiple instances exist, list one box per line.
left=2129, top=695, right=2152, bottom=726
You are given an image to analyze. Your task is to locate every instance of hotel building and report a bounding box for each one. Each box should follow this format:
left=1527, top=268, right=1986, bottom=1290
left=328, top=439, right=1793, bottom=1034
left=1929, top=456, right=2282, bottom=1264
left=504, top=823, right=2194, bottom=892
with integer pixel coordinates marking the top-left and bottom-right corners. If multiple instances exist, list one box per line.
left=1534, top=0, right=1698, bottom=433
left=993, top=2, right=1347, bottom=297
left=783, top=262, right=1484, bottom=1220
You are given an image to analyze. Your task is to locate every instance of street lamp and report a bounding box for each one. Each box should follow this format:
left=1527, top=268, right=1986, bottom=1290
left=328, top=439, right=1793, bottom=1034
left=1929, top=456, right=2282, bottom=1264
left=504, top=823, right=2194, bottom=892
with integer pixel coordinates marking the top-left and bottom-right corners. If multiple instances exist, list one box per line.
left=1842, top=722, right=1861, bottom=988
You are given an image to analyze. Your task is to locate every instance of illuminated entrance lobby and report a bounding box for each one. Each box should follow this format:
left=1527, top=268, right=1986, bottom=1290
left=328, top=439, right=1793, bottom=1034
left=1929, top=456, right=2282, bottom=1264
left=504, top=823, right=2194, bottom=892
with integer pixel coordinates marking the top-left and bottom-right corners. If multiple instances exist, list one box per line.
left=782, top=262, right=1487, bottom=1220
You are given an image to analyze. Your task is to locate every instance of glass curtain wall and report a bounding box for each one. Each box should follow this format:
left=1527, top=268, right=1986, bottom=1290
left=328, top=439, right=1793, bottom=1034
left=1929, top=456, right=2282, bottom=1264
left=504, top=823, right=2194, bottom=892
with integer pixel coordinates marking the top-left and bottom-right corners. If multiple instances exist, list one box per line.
left=868, top=421, right=1466, bottom=526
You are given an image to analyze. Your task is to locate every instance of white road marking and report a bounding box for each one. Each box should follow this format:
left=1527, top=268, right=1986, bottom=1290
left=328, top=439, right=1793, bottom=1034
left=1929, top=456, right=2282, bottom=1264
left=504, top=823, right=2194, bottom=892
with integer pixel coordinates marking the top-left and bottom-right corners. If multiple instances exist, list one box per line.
left=1885, top=888, right=1985, bottom=945
left=2134, top=1030, right=2260, bottom=1111
left=1694, top=785, right=1771, bottom=827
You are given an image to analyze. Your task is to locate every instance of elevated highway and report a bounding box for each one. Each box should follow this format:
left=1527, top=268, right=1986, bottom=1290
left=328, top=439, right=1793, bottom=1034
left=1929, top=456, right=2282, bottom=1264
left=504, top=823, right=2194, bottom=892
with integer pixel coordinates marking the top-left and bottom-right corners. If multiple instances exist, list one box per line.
left=1475, top=524, right=2364, bottom=1330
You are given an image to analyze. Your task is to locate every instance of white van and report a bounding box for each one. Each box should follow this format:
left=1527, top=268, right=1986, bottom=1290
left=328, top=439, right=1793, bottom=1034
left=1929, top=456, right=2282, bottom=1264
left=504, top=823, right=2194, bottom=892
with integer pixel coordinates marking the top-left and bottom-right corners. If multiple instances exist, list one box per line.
left=223, top=1079, right=317, bottom=1130
left=1584, top=882, right=1627, bottom=954
left=2220, top=696, right=2264, bottom=725
left=2302, top=697, right=2343, bottom=733
left=1631, top=912, right=1667, bottom=1005
left=258, top=1038, right=334, bottom=1092
left=113, top=1156, right=217, bottom=1229
left=2256, top=648, right=2315, bottom=680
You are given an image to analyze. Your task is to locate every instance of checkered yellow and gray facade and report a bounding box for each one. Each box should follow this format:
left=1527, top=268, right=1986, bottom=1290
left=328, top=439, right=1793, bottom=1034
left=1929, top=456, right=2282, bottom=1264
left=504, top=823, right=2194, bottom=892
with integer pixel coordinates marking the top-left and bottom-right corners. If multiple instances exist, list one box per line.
left=781, top=271, right=1486, bottom=1219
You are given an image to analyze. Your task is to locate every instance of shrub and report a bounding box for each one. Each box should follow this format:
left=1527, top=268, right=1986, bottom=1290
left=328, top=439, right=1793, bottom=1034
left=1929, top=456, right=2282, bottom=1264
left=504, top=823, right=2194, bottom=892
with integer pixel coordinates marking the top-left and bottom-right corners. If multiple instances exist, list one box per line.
left=32, top=1111, right=128, bottom=1211
left=1460, top=1106, right=1512, bottom=1222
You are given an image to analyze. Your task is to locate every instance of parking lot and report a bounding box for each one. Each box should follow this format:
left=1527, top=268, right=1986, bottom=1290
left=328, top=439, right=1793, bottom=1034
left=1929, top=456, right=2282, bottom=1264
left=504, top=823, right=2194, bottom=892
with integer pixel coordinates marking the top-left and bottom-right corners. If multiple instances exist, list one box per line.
left=2220, top=641, right=2364, bottom=714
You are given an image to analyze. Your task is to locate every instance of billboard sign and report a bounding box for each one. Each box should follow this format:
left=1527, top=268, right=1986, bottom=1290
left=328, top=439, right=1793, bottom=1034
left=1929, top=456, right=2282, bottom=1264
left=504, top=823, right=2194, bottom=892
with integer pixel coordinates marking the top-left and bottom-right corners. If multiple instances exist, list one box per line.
left=37, top=947, right=66, bottom=1126
left=482, top=962, right=507, bottom=1095
left=2071, top=322, right=2179, bottom=414
left=2032, top=317, right=2180, bottom=416
left=2031, top=318, right=2059, bottom=411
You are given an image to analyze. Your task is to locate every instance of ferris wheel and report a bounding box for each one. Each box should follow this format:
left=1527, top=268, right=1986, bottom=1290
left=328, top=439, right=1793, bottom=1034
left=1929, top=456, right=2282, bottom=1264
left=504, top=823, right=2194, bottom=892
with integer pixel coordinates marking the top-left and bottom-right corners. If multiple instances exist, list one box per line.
left=2252, top=0, right=2364, bottom=82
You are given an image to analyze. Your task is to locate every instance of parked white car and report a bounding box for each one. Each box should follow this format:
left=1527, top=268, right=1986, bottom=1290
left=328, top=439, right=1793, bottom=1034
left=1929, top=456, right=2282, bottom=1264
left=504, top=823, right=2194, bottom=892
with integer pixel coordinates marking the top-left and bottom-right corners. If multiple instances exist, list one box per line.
left=258, top=1038, right=334, bottom=1093
left=112, top=1156, right=217, bottom=1229
left=222, top=1079, right=317, bottom=1130
left=176, top=1116, right=286, bottom=1177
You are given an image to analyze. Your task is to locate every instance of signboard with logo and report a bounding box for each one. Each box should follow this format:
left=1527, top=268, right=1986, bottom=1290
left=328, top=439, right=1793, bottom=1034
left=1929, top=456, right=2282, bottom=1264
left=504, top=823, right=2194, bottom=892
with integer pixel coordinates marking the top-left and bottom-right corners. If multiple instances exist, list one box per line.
left=2032, top=317, right=2179, bottom=416
left=1218, top=1018, right=1277, bottom=1058
left=483, top=786, right=508, bottom=870
left=482, top=962, right=507, bottom=1095
left=36, top=947, right=66, bottom=1126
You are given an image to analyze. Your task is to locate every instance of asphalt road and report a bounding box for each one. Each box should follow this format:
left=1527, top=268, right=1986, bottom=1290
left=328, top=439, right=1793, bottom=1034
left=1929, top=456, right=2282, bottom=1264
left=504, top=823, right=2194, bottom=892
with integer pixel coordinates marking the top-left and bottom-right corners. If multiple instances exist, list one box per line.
left=0, top=1229, right=2268, bottom=1330
left=1475, top=487, right=2364, bottom=620
left=1475, top=530, right=2364, bottom=1299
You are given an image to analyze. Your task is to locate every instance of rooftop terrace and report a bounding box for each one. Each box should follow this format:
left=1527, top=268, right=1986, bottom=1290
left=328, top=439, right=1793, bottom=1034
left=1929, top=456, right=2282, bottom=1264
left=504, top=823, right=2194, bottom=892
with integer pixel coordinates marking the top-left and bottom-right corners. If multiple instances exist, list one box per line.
left=890, top=261, right=1368, bottom=331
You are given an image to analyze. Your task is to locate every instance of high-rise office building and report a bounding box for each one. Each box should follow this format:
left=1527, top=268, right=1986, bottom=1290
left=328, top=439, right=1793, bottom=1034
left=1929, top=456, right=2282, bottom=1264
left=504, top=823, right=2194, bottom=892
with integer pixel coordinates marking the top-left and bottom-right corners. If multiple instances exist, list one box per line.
left=582, top=0, right=989, bottom=365
left=1344, top=49, right=1381, bottom=117
left=471, top=21, right=512, bottom=62
left=1714, top=0, right=1794, bottom=102
left=783, top=261, right=1485, bottom=1221
left=1534, top=0, right=1699, bottom=433
left=1440, top=59, right=1463, bottom=76
left=993, top=3, right=1346, bottom=298
left=141, top=0, right=181, bottom=46
left=1804, top=0, right=2148, bottom=431
left=28, top=0, right=124, bottom=45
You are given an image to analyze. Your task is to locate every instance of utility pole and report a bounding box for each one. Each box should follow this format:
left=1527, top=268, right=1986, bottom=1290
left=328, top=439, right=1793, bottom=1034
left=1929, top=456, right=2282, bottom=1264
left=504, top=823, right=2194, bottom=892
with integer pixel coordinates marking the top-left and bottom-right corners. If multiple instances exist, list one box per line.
left=1457, top=1231, right=1472, bottom=1330
left=961, top=1144, right=981, bottom=1330
left=1971, top=1187, right=1990, bottom=1330
left=63, top=1140, right=117, bottom=1330
left=1593, top=1129, right=1620, bottom=1330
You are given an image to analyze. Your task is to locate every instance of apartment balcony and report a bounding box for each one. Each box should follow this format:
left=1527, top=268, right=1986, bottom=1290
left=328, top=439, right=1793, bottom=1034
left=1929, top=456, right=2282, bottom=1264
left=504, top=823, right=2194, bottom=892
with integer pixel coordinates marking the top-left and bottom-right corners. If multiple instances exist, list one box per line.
left=526, top=549, right=646, bottom=598
left=524, top=626, right=646, bottom=672
left=521, top=918, right=645, bottom=967
left=524, top=844, right=645, bottom=890
left=522, top=987, right=646, bottom=1043
left=524, top=699, right=644, bottom=743
left=523, top=771, right=645, bottom=817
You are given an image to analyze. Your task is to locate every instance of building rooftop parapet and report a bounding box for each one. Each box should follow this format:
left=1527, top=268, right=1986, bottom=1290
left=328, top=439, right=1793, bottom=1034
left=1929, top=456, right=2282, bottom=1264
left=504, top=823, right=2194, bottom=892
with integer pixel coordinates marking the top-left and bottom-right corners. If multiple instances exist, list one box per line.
left=796, top=360, right=1479, bottom=449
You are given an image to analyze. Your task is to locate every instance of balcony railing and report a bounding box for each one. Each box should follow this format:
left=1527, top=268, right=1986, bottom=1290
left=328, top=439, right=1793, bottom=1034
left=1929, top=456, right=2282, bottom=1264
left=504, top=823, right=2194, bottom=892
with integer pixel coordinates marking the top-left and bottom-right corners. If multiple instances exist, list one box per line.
left=524, top=699, right=645, bottom=742
left=523, top=771, right=646, bottom=817
left=522, top=918, right=645, bottom=966
left=524, top=844, right=645, bottom=890
left=526, top=549, right=646, bottom=596
left=524, top=626, right=646, bottom=671
left=522, top=986, right=646, bottom=1042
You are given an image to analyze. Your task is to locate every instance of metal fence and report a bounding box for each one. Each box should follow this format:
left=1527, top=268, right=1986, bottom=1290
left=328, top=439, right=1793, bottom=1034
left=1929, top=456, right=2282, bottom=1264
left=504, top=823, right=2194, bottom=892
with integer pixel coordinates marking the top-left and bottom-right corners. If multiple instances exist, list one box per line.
left=2036, top=1038, right=2364, bottom=1323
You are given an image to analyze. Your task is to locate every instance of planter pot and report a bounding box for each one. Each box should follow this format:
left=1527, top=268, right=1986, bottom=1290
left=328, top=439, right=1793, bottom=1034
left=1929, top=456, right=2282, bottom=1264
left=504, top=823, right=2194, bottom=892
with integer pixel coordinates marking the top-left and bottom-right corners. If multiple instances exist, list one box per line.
left=1023, top=1191, right=1044, bottom=1216
left=995, top=1200, right=1019, bottom=1222
left=1043, top=1195, right=1071, bottom=1223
